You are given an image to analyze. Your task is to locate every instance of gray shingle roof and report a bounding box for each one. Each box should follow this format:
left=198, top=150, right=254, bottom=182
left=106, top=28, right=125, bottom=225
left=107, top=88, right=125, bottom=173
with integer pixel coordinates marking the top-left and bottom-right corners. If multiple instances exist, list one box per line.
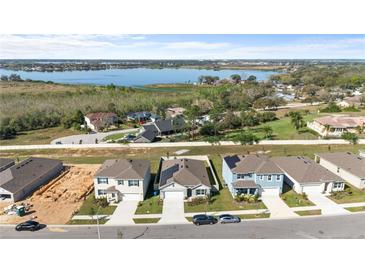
left=95, top=159, right=150, bottom=180
left=224, top=154, right=283, bottom=174
left=316, top=152, right=365, bottom=179
left=135, top=129, right=157, bottom=142
left=159, top=158, right=211, bottom=188
left=272, top=156, right=343, bottom=184
left=232, top=180, right=258, bottom=188
left=0, top=158, right=15, bottom=172
left=0, top=157, right=63, bottom=193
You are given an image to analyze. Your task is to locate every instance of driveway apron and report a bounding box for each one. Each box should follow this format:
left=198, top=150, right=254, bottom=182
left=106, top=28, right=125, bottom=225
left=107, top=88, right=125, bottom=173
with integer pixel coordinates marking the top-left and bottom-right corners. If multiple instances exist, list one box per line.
left=307, top=194, right=349, bottom=215
left=106, top=201, right=139, bottom=225
left=261, top=195, right=298, bottom=218
left=159, top=196, right=188, bottom=224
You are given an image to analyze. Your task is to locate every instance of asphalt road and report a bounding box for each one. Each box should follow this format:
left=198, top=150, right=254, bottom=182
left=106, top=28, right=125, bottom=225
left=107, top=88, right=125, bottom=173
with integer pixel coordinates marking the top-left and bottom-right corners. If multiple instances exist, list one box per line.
left=1, top=213, right=365, bottom=239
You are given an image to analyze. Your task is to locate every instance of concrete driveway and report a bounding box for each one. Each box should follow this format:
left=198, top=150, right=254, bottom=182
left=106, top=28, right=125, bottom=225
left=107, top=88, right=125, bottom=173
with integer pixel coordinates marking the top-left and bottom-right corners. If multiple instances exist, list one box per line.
left=50, top=128, right=138, bottom=145
left=261, top=195, right=297, bottom=218
left=307, top=193, right=349, bottom=215
left=159, top=196, right=188, bottom=224
left=106, top=200, right=139, bottom=225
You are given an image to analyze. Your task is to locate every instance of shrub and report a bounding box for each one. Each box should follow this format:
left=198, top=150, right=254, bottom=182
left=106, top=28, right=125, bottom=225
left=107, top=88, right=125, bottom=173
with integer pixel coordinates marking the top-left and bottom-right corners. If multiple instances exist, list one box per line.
left=94, top=197, right=109, bottom=208
left=188, top=196, right=208, bottom=206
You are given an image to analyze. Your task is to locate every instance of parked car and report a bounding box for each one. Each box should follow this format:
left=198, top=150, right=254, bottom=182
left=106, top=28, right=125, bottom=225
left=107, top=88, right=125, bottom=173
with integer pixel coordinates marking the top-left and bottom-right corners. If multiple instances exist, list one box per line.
left=15, top=220, right=41, bottom=232
left=55, top=141, right=62, bottom=145
left=192, top=214, right=218, bottom=226
left=219, top=214, right=241, bottom=224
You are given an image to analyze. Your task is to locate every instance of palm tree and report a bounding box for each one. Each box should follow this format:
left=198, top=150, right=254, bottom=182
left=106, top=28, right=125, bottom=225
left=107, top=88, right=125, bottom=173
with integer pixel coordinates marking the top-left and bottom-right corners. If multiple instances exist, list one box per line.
left=289, top=111, right=304, bottom=130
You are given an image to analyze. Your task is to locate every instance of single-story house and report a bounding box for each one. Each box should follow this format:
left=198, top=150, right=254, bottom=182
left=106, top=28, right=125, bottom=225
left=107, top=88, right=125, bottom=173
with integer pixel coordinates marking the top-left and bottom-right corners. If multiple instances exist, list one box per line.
left=315, top=152, right=365, bottom=189
left=94, top=159, right=151, bottom=203
left=223, top=154, right=284, bottom=197
left=133, top=118, right=185, bottom=143
left=0, top=157, right=63, bottom=202
left=159, top=158, right=212, bottom=200
left=0, top=158, right=15, bottom=172
left=85, top=112, right=118, bottom=132
left=307, top=116, right=365, bottom=137
left=337, top=96, right=362, bottom=108
left=272, top=156, right=345, bottom=194
left=166, top=107, right=186, bottom=118
left=126, top=111, right=152, bottom=123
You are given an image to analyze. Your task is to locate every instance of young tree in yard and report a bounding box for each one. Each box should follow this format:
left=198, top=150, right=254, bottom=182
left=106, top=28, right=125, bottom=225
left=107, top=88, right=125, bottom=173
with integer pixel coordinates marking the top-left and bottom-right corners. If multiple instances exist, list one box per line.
left=341, top=132, right=359, bottom=144
left=230, top=74, right=241, bottom=84
left=262, top=126, right=274, bottom=139
left=185, top=105, right=200, bottom=140
left=289, top=111, right=305, bottom=130
left=234, top=130, right=260, bottom=145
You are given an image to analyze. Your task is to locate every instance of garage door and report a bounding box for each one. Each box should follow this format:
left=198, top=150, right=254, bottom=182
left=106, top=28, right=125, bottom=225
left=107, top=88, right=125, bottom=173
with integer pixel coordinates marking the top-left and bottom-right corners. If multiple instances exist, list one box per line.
left=122, top=194, right=142, bottom=201
left=302, top=184, right=323, bottom=194
left=261, top=187, right=280, bottom=196
left=164, top=191, right=184, bottom=199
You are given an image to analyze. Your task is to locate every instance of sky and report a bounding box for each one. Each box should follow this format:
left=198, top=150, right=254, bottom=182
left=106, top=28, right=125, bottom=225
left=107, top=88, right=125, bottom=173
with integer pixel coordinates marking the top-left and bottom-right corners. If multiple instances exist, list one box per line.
left=1, top=34, right=365, bottom=59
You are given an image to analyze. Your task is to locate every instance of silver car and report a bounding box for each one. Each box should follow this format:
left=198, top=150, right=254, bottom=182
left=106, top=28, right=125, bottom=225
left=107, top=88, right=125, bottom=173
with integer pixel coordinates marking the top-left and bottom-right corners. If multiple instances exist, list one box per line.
left=219, top=214, right=241, bottom=224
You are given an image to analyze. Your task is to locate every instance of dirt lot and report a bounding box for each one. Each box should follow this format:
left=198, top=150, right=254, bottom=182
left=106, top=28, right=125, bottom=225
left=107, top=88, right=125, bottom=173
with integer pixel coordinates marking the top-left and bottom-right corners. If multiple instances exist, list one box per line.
left=0, top=164, right=100, bottom=224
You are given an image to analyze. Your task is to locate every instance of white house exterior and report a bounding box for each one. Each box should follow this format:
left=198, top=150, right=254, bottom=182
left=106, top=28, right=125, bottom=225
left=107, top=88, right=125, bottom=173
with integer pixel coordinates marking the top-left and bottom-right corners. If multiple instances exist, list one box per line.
left=94, top=159, right=151, bottom=203
left=273, top=156, right=345, bottom=194
left=158, top=158, right=212, bottom=200
left=315, top=152, right=365, bottom=189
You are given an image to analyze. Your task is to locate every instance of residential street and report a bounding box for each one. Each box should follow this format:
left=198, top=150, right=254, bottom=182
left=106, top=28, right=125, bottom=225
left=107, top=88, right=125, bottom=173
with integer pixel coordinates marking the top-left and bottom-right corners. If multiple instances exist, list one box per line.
left=50, top=128, right=138, bottom=145
left=1, top=213, right=364, bottom=239
left=1, top=139, right=365, bottom=151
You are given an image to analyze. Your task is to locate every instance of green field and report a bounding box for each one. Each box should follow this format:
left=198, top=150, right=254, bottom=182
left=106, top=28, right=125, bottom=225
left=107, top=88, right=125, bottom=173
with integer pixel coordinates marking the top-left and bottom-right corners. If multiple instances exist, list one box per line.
left=0, top=127, right=81, bottom=146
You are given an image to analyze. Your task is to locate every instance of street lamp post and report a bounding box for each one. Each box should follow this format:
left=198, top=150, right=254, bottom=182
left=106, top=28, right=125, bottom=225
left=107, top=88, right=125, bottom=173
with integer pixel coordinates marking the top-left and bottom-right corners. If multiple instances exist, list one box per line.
left=96, top=206, right=101, bottom=239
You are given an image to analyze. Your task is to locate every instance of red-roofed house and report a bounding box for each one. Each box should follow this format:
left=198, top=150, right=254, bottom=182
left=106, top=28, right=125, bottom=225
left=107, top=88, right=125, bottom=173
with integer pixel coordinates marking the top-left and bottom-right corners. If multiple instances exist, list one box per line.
left=307, top=116, right=365, bottom=137
left=85, top=112, right=118, bottom=132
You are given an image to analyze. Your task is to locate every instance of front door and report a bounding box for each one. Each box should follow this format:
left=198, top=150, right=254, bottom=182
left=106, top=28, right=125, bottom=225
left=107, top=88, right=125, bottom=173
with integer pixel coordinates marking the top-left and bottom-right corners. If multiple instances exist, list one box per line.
left=187, top=188, right=192, bottom=197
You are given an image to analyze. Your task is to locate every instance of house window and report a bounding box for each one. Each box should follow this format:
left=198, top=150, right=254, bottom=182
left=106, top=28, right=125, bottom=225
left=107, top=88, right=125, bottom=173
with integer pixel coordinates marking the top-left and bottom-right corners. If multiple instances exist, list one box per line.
left=268, top=175, right=272, bottom=181
left=237, top=174, right=244, bottom=179
left=333, top=182, right=342, bottom=189
left=128, top=180, right=139, bottom=187
left=259, top=175, right=263, bottom=180
left=97, top=178, right=108, bottom=184
left=117, top=180, right=124, bottom=185
left=98, top=189, right=107, bottom=195
left=196, top=189, right=206, bottom=195
left=276, top=175, right=281, bottom=181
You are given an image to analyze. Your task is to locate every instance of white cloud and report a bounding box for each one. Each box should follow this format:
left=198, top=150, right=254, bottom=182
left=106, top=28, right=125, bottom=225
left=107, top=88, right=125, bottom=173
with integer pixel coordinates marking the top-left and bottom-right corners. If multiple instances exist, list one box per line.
left=164, top=41, right=231, bottom=50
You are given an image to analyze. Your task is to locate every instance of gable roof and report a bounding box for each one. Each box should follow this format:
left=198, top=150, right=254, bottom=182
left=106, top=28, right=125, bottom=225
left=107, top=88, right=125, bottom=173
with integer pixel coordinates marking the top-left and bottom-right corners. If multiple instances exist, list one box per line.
left=272, top=156, right=343, bottom=184
left=223, top=154, right=282, bottom=174
left=134, top=129, right=157, bottom=142
left=0, top=157, right=62, bottom=194
left=0, top=158, right=15, bottom=171
left=95, top=159, right=150, bottom=180
left=154, top=119, right=173, bottom=133
left=314, top=116, right=365, bottom=128
left=159, top=158, right=211, bottom=188
left=85, top=112, right=117, bottom=122
left=316, top=152, right=365, bottom=179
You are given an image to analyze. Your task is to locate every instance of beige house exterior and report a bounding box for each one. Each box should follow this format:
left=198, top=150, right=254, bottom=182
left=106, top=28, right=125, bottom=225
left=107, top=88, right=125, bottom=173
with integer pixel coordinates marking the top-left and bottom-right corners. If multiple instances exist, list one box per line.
left=315, top=152, right=365, bottom=189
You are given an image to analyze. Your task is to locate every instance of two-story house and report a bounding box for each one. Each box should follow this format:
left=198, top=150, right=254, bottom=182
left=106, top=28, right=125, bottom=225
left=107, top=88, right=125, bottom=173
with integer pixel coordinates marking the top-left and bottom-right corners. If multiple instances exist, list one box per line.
left=223, top=154, right=284, bottom=197
left=93, top=159, right=151, bottom=203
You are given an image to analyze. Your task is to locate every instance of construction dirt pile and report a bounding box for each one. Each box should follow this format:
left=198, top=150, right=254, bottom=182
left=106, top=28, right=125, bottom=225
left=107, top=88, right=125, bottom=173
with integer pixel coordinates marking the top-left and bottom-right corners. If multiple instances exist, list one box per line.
left=0, top=164, right=100, bottom=225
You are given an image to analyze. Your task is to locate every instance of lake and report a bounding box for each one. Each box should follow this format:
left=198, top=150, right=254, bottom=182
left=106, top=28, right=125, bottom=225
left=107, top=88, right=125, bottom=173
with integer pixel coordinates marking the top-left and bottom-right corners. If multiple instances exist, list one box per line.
left=0, top=68, right=279, bottom=87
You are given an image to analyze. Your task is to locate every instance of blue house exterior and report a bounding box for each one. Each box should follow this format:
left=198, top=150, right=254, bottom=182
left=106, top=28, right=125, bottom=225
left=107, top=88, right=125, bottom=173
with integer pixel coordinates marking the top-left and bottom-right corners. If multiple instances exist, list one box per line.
left=222, top=154, right=284, bottom=196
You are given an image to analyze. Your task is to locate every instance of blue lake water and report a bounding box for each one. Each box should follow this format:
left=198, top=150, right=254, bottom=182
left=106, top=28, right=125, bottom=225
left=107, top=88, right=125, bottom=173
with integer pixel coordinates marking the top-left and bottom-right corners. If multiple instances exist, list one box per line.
left=0, top=68, right=279, bottom=86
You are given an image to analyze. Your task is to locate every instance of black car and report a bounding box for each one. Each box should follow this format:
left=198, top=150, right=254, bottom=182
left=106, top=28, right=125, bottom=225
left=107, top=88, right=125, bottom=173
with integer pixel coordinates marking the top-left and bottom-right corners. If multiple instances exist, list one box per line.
left=192, top=214, right=218, bottom=226
left=15, top=220, right=41, bottom=232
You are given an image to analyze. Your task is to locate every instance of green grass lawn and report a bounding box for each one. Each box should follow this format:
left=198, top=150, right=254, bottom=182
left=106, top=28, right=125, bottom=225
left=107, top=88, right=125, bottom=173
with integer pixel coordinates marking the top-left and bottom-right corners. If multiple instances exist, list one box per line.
left=184, top=188, right=266, bottom=213
left=295, top=209, right=322, bottom=216
left=135, top=195, right=163, bottom=214
left=133, top=218, right=161, bottom=224
left=329, top=184, right=365, bottom=204
left=103, top=132, right=126, bottom=141
left=0, top=127, right=81, bottom=146
left=75, top=193, right=117, bottom=215
left=281, top=189, right=314, bottom=207
left=345, top=206, right=365, bottom=212
left=237, top=213, right=270, bottom=219
left=67, top=219, right=108, bottom=225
